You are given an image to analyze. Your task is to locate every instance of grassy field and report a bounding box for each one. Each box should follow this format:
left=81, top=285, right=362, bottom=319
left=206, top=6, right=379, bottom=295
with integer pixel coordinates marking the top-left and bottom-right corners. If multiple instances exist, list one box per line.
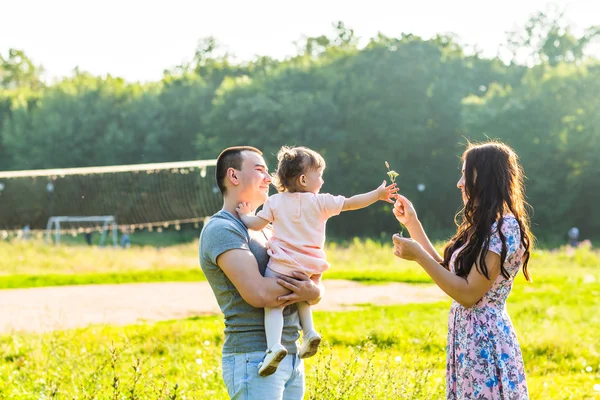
left=0, top=237, right=433, bottom=289
left=0, top=240, right=599, bottom=398
left=1, top=237, right=598, bottom=289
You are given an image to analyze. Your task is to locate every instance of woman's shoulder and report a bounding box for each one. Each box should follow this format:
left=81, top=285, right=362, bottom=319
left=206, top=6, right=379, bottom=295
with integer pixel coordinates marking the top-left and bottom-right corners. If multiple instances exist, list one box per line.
left=490, top=215, right=523, bottom=248
left=486, top=215, right=524, bottom=259
left=492, top=214, right=520, bottom=231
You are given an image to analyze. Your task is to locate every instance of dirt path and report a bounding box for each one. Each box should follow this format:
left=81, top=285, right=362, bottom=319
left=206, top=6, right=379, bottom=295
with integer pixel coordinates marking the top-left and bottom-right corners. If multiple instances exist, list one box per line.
left=0, top=281, right=446, bottom=334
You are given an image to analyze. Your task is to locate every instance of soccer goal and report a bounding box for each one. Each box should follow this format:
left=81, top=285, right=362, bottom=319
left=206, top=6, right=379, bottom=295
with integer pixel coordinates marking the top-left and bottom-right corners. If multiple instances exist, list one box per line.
left=46, top=216, right=118, bottom=246
left=0, top=159, right=221, bottom=243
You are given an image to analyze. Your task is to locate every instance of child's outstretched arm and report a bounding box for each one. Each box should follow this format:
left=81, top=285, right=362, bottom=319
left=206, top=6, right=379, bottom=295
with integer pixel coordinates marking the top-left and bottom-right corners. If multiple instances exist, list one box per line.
left=341, top=181, right=397, bottom=211
left=236, top=202, right=270, bottom=231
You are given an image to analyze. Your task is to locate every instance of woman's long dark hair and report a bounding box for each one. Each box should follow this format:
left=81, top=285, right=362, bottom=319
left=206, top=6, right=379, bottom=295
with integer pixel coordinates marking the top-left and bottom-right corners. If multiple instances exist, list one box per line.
left=442, top=141, right=534, bottom=281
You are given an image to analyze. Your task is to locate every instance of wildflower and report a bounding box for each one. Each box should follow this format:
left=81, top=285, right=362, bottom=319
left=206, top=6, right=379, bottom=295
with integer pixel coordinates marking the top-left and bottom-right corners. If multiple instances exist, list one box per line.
left=385, top=161, right=399, bottom=183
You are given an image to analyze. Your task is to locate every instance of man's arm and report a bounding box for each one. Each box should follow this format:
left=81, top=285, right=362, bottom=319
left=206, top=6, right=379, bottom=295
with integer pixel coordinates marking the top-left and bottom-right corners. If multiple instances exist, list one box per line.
left=217, top=249, right=322, bottom=308
left=217, top=248, right=288, bottom=308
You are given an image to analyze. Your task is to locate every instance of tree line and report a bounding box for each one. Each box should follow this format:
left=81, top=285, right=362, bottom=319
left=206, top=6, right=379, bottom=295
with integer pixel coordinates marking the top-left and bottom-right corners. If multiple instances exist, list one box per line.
left=1, top=12, right=598, bottom=242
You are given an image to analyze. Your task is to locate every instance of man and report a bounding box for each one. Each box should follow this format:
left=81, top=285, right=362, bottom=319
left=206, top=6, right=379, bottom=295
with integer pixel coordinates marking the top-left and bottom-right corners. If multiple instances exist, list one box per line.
left=568, top=226, right=580, bottom=247
left=199, top=146, right=323, bottom=399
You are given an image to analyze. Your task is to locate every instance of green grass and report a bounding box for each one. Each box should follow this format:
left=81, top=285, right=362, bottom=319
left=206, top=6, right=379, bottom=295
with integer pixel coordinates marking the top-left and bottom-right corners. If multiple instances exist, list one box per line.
left=53, top=229, right=200, bottom=248
left=0, top=270, right=206, bottom=289
left=1, top=282, right=599, bottom=398
left=2, top=237, right=599, bottom=289
left=0, top=241, right=599, bottom=398
left=0, top=240, right=202, bottom=289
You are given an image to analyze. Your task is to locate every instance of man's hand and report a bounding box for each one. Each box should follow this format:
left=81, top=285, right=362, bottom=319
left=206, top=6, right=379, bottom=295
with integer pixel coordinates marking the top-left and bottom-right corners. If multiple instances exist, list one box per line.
left=275, top=271, right=323, bottom=308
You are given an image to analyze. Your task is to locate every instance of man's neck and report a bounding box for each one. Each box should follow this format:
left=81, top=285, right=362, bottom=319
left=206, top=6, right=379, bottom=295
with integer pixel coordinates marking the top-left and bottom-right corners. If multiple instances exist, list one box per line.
left=222, top=196, right=243, bottom=219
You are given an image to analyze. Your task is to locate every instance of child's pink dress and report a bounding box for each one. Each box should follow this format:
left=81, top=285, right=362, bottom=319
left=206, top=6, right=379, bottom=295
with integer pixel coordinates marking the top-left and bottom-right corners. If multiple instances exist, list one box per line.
left=256, top=192, right=345, bottom=277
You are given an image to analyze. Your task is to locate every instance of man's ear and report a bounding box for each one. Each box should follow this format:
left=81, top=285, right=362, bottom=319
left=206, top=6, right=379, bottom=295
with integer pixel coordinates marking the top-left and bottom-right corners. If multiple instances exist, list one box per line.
left=227, top=168, right=240, bottom=186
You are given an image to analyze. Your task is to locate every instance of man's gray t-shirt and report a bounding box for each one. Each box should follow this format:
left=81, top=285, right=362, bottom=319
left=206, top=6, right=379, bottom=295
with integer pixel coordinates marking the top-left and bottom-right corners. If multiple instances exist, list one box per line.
left=199, top=210, right=301, bottom=354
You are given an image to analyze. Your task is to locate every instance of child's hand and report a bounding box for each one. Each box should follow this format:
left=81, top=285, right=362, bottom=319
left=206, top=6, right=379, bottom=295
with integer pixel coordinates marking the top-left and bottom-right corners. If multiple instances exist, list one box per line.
left=236, top=202, right=253, bottom=216
left=376, top=180, right=398, bottom=203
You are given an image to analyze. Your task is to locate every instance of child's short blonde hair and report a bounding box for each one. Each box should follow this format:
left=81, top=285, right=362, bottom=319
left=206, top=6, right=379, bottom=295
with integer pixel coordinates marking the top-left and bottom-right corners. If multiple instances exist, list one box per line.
left=273, top=146, right=325, bottom=192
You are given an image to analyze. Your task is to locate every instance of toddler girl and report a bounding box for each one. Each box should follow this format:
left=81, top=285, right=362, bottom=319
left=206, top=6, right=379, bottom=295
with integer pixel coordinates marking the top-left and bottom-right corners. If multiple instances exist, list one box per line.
left=237, top=145, right=397, bottom=376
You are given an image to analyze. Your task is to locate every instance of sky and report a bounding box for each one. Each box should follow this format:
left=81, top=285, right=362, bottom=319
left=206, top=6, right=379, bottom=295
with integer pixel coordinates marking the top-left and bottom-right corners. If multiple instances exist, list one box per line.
left=2, top=0, right=598, bottom=83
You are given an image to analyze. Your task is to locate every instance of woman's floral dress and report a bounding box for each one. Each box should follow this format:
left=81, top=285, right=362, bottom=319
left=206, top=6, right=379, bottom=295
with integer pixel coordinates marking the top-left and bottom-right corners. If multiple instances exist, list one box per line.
left=447, top=216, right=529, bottom=399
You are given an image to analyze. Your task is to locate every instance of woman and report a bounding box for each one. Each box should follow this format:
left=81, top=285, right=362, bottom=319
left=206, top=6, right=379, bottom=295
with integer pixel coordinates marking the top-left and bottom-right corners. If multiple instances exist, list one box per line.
left=392, top=141, right=533, bottom=399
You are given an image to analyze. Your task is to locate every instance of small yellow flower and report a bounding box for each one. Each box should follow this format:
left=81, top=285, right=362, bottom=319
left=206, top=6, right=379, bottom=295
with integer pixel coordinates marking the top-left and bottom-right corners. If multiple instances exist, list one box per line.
left=385, top=161, right=399, bottom=183
left=385, top=160, right=404, bottom=236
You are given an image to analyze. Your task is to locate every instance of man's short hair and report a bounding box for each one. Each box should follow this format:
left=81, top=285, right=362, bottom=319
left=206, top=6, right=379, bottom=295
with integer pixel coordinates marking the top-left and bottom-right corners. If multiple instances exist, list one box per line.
left=215, top=146, right=263, bottom=195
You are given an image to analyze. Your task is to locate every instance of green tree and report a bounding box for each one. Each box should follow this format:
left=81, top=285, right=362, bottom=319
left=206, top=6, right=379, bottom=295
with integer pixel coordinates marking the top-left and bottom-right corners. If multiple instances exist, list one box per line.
left=504, top=7, right=600, bottom=66
left=0, top=49, right=44, bottom=90
left=462, top=62, right=600, bottom=237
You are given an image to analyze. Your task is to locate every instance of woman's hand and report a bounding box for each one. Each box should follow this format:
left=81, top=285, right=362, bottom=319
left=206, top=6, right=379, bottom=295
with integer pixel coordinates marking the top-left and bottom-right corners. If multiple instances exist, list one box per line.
left=393, top=194, right=418, bottom=227
left=392, top=233, right=427, bottom=262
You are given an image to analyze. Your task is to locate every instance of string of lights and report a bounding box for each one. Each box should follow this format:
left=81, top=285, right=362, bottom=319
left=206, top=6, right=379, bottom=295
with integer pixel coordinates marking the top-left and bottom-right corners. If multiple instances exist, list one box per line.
left=0, top=160, right=221, bottom=236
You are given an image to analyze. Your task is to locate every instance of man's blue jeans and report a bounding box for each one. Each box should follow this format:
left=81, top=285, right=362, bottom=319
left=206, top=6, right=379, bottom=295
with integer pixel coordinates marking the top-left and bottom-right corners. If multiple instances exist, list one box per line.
left=222, top=351, right=304, bottom=399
